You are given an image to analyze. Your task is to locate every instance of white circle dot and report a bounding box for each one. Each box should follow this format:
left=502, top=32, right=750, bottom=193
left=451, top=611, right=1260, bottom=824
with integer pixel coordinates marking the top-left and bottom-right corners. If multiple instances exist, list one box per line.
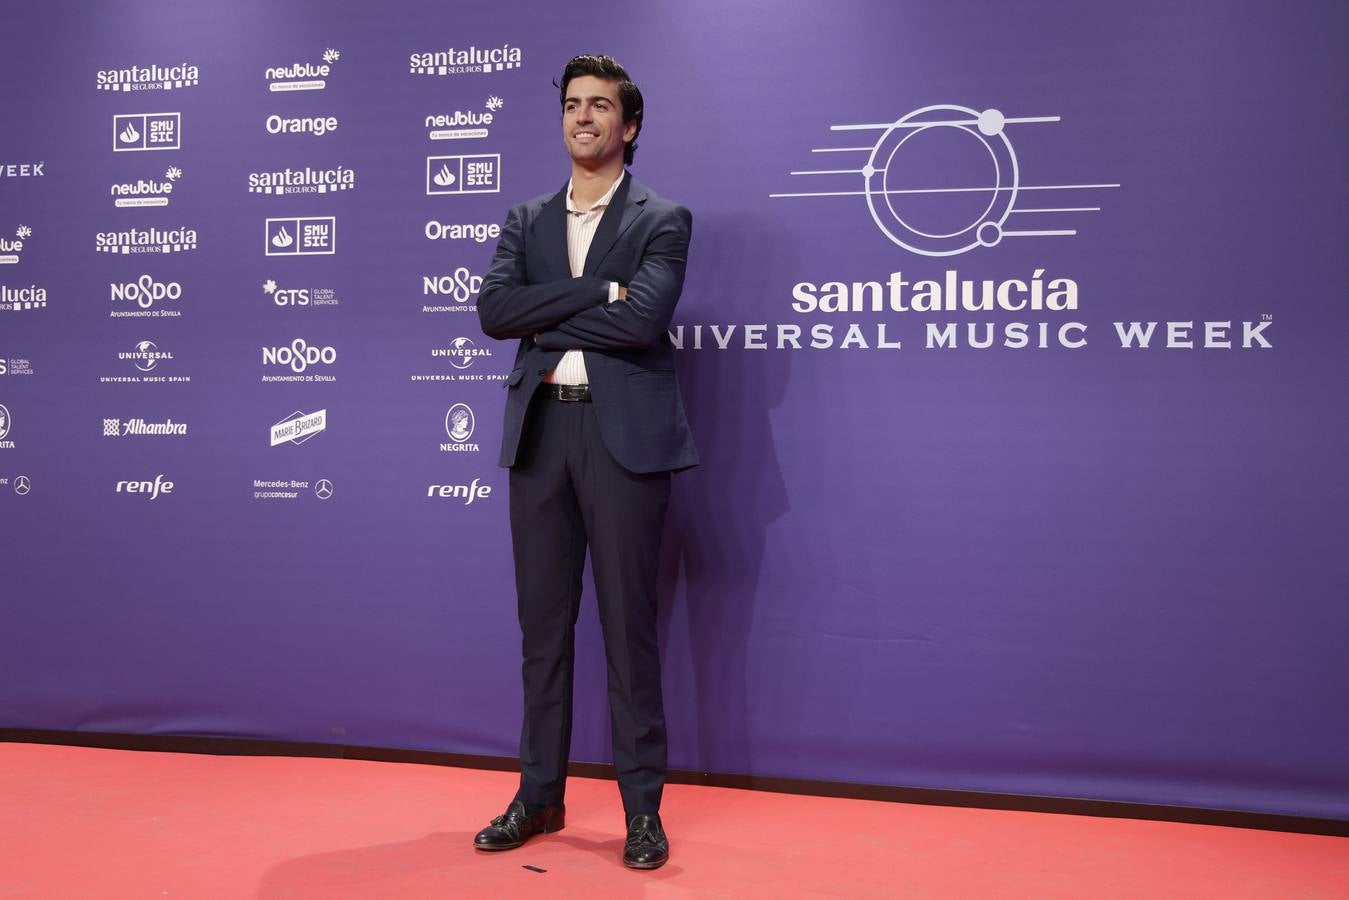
left=862, top=164, right=875, bottom=178
left=977, top=221, right=1002, bottom=246
left=978, top=108, right=1005, bottom=136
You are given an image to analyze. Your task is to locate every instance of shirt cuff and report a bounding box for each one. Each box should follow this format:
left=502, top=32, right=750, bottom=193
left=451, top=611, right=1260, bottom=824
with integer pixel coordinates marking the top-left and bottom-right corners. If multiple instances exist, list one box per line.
left=607, top=281, right=620, bottom=303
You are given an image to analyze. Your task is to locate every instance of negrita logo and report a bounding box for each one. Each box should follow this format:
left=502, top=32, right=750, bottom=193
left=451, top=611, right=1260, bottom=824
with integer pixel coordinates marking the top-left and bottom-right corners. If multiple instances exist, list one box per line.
left=97, top=62, right=199, bottom=92
left=0, top=403, right=14, bottom=448
left=266, top=48, right=339, bottom=92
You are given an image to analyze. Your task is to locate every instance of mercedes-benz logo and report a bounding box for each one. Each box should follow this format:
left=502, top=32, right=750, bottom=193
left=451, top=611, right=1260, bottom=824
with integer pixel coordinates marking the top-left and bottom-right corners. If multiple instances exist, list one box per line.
left=14, top=474, right=31, bottom=496
left=314, top=478, right=333, bottom=500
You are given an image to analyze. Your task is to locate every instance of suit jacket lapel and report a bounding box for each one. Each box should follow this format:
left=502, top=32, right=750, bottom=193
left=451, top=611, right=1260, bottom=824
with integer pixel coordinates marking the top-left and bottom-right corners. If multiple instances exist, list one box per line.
left=532, top=183, right=571, bottom=281
left=583, top=172, right=646, bottom=277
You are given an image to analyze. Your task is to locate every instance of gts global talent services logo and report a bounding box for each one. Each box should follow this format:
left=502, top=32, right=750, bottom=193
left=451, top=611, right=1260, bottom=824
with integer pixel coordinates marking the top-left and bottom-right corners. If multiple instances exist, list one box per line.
left=426, top=95, right=503, bottom=141
left=1, top=357, right=35, bottom=376
left=96, top=225, right=197, bottom=255
left=266, top=48, right=340, bottom=92
left=249, top=165, right=355, bottom=196
left=112, top=166, right=182, bottom=208
left=113, top=113, right=181, bottom=152
left=0, top=225, right=32, bottom=265
left=97, top=61, right=199, bottom=92
left=263, top=279, right=339, bottom=308
left=409, top=43, right=521, bottom=76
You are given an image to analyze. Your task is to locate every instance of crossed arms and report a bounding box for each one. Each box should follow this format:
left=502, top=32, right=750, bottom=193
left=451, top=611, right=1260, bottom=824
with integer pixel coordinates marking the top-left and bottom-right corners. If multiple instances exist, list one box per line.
left=477, top=204, right=693, bottom=351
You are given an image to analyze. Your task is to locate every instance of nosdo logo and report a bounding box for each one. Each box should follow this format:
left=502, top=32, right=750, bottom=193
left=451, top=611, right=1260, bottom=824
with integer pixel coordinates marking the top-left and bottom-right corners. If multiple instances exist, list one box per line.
left=113, top=113, right=180, bottom=152
left=263, top=338, right=337, bottom=374
left=95, top=226, right=197, bottom=255
left=111, top=275, right=182, bottom=311
left=112, top=166, right=181, bottom=208
left=119, top=340, right=173, bottom=373
left=263, top=279, right=338, bottom=307
left=0, top=225, right=32, bottom=265
left=426, top=477, right=492, bottom=505
left=249, top=165, right=355, bottom=195
left=433, top=337, right=491, bottom=370
left=265, top=114, right=339, bottom=137
left=421, top=267, right=481, bottom=312
left=424, top=220, right=500, bottom=243
left=266, top=48, right=339, bottom=92
left=426, top=95, right=503, bottom=141
left=116, top=474, right=174, bottom=499
left=409, top=44, right=521, bottom=76
left=266, top=217, right=335, bottom=256
left=0, top=284, right=46, bottom=311
left=97, top=62, right=199, bottom=92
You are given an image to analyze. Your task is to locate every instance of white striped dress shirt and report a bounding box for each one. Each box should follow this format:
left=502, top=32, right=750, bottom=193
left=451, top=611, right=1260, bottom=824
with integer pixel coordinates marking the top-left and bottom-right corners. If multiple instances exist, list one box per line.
left=545, top=172, right=624, bottom=386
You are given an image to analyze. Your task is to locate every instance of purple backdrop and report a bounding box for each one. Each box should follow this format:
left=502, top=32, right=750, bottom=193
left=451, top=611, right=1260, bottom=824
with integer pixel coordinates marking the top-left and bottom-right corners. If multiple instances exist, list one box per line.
left=2, top=0, right=1346, bottom=820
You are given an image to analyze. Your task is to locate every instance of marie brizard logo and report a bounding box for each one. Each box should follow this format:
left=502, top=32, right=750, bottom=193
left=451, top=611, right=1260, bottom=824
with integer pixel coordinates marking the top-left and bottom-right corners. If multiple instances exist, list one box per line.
left=97, top=62, right=199, bottom=92
left=0, top=225, right=32, bottom=265
left=772, top=104, right=1119, bottom=256
left=270, top=408, right=327, bottom=446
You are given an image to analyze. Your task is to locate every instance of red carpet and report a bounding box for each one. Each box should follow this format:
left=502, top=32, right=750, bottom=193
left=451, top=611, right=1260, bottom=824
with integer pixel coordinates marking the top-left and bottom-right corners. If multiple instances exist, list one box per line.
left=0, top=743, right=1344, bottom=898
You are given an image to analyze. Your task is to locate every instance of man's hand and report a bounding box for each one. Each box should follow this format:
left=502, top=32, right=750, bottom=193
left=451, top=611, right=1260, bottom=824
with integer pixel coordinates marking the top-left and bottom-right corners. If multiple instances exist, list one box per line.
left=616, top=284, right=627, bottom=301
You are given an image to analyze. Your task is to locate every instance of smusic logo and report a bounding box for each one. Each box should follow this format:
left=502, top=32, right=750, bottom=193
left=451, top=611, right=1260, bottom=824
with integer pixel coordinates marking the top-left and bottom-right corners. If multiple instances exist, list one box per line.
left=95, top=226, right=197, bottom=254
left=427, top=153, right=500, bottom=195
left=266, top=217, right=335, bottom=256
left=97, top=62, right=199, bottom=92
left=113, top=113, right=181, bottom=152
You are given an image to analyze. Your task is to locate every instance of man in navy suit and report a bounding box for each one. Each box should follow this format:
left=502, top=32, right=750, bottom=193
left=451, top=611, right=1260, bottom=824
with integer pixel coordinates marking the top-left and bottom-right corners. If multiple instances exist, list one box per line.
left=472, top=55, right=695, bottom=870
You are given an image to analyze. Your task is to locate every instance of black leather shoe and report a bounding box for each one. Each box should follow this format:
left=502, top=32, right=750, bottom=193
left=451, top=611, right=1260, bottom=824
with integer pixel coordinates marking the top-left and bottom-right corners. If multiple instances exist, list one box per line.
left=473, top=800, right=565, bottom=851
left=622, top=813, right=669, bottom=869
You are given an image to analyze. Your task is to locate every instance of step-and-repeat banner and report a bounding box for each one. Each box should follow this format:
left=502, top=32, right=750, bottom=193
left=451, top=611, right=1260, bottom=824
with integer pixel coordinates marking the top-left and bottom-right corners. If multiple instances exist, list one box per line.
left=3, top=0, right=1346, bottom=818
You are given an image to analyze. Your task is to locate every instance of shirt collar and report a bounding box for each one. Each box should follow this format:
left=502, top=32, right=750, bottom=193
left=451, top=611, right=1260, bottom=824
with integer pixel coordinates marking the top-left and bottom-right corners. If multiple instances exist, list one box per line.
left=566, top=171, right=625, bottom=215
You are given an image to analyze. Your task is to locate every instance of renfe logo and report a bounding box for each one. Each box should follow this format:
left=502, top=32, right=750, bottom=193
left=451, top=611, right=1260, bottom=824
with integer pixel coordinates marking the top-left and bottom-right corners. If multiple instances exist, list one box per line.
left=426, top=478, right=492, bottom=505
left=116, top=474, right=174, bottom=499
left=113, top=113, right=181, bottom=152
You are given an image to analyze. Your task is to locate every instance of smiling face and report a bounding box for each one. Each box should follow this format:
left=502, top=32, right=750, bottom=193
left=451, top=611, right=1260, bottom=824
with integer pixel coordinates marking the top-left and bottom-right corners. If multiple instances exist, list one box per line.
left=562, top=75, right=636, bottom=171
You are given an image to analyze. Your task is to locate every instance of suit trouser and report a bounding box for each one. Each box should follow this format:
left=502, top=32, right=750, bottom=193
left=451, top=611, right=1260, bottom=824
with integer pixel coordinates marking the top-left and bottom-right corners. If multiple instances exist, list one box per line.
left=508, top=389, right=671, bottom=816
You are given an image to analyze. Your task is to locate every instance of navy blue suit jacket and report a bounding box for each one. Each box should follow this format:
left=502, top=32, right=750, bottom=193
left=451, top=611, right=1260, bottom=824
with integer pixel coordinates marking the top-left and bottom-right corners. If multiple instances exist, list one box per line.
left=478, top=173, right=698, bottom=474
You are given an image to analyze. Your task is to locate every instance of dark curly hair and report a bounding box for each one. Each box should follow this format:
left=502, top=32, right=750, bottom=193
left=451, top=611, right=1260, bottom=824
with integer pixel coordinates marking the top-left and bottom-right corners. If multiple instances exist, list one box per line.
left=555, top=54, right=643, bottom=166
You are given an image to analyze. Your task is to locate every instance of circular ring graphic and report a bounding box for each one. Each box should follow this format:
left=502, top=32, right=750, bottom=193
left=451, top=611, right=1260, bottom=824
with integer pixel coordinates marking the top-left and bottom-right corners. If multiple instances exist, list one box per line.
left=864, top=105, right=1019, bottom=256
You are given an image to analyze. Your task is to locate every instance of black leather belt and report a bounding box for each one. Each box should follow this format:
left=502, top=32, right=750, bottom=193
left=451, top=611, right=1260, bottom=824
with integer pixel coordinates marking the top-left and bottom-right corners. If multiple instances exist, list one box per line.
left=542, top=383, right=592, bottom=402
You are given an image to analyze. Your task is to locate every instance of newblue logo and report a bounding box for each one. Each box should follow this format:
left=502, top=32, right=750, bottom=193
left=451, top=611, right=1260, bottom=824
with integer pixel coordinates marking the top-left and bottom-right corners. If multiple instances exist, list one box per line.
left=113, top=113, right=181, bottom=152
left=0, top=225, right=31, bottom=265
left=266, top=48, right=339, bottom=92
left=112, top=166, right=181, bottom=208
left=426, top=96, right=503, bottom=141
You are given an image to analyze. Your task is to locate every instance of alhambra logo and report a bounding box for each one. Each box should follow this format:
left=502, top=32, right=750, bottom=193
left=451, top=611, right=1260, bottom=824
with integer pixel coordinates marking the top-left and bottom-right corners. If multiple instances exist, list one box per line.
left=0, top=225, right=32, bottom=265
left=248, top=166, right=355, bottom=196
left=771, top=103, right=1118, bottom=256
left=95, top=226, right=197, bottom=254
left=97, top=62, right=199, bottom=92
left=112, top=166, right=182, bottom=208
left=266, top=48, right=340, bottom=92
left=409, top=44, right=521, bottom=76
